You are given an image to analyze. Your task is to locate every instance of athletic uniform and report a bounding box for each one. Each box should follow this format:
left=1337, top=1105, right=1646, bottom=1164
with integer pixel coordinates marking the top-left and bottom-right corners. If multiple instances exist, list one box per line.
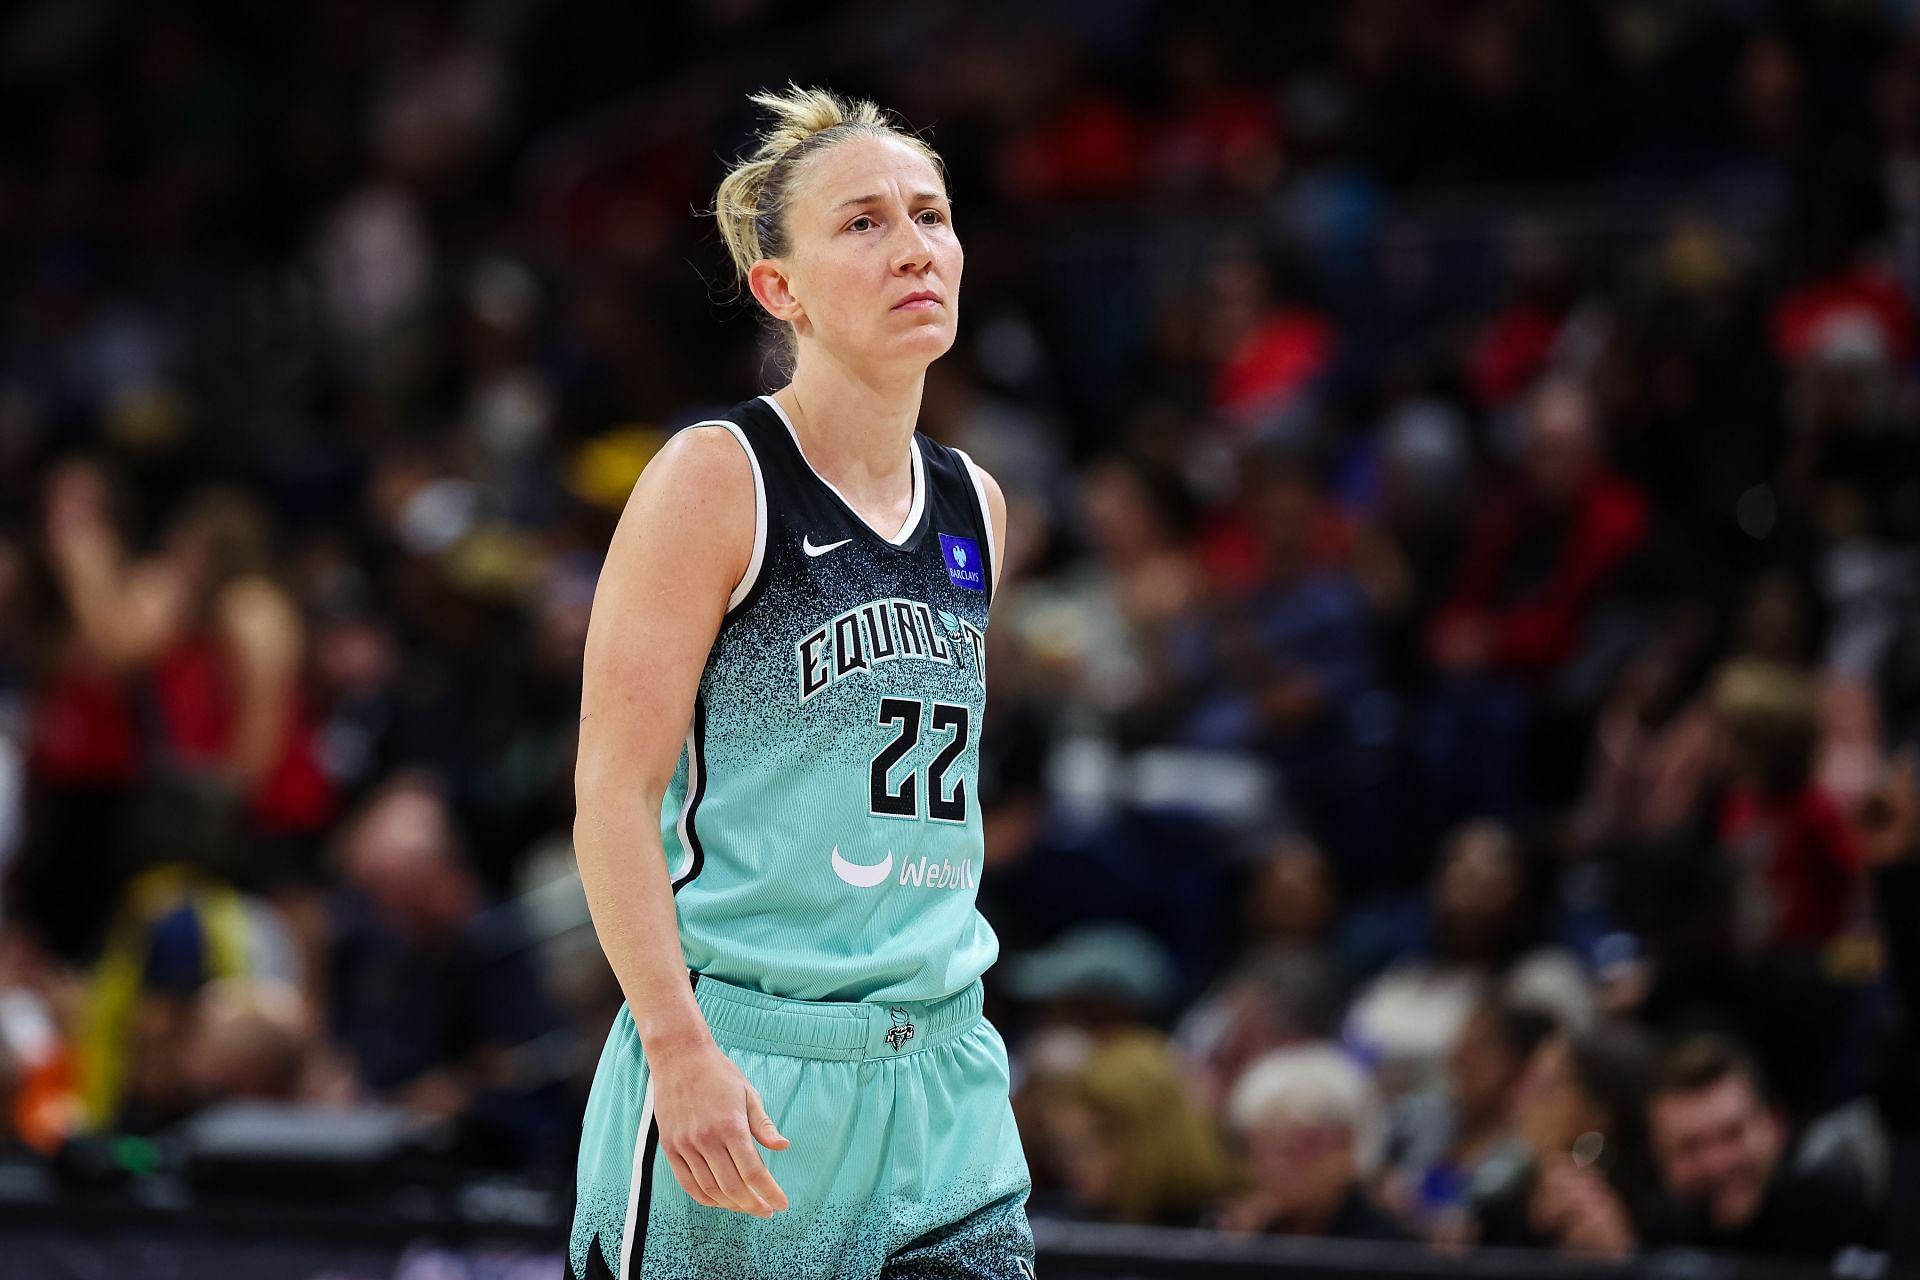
left=570, top=396, right=1034, bottom=1280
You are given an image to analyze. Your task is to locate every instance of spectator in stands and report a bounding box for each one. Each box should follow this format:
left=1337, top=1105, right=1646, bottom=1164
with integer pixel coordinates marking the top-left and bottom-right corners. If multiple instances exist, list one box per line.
left=1856, top=748, right=1920, bottom=1265
left=1033, top=1029, right=1234, bottom=1228
left=1573, top=568, right=1841, bottom=856
left=1645, top=1034, right=1883, bottom=1260
left=76, top=777, right=301, bottom=1133
left=1170, top=840, right=1340, bottom=1114
left=1013, top=456, right=1196, bottom=725
left=1343, top=819, right=1584, bottom=1098
left=1573, top=608, right=1717, bottom=852
left=1422, top=378, right=1649, bottom=816
left=326, top=773, right=564, bottom=1162
left=178, top=977, right=327, bottom=1111
left=1215, top=1043, right=1407, bottom=1241
left=39, top=467, right=333, bottom=842
left=1204, top=243, right=1339, bottom=426
left=1465, top=243, right=1583, bottom=413
left=1709, top=660, right=1865, bottom=956
left=1470, top=1023, right=1655, bottom=1259
left=1242, top=835, right=1339, bottom=954
left=1352, top=398, right=1475, bottom=689
left=1169, top=450, right=1392, bottom=873
left=1176, top=946, right=1339, bottom=1116
left=1429, top=377, right=1650, bottom=683
left=1380, top=996, right=1555, bottom=1241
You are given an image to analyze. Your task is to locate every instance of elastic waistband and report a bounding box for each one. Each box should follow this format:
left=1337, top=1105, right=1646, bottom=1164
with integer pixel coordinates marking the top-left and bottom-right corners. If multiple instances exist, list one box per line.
left=692, top=975, right=984, bottom=1061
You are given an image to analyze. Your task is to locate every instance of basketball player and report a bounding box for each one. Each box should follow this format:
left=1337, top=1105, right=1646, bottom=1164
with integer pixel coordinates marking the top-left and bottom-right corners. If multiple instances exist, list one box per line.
left=567, top=87, right=1034, bottom=1280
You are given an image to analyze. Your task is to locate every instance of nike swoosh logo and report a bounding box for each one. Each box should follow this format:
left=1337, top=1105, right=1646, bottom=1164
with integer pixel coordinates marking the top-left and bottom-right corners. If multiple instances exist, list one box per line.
left=830, top=845, right=893, bottom=888
left=803, top=535, right=853, bottom=557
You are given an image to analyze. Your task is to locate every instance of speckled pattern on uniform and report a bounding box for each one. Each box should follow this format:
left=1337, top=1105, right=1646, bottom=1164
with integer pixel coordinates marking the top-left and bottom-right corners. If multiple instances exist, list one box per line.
left=569, top=1003, right=1034, bottom=1280
left=572, top=398, right=1028, bottom=1278
left=655, top=399, right=999, bottom=1005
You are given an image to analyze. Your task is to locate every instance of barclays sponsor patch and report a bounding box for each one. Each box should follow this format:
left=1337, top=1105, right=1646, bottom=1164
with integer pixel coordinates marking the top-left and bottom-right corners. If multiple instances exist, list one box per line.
left=938, top=534, right=985, bottom=592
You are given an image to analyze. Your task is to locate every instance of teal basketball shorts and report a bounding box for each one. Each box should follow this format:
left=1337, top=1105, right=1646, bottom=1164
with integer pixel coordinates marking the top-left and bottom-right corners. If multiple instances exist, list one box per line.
left=569, top=974, right=1035, bottom=1280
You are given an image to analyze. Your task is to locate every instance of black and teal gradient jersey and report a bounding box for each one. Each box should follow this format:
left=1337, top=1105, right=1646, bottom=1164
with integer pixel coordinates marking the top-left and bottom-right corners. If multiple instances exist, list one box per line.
left=660, top=395, right=999, bottom=1003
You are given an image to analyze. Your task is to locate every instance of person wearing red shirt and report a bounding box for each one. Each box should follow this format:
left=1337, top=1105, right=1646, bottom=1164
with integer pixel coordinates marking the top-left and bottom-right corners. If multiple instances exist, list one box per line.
left=1709, top=661, right=1865, bottom=955
left=1430, top=377, right=1650, bottom=681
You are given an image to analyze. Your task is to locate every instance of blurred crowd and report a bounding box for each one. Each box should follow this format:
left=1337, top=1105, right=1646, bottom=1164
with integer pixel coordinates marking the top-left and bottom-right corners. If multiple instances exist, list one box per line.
left=2, top=0, right=1920, bottom=1269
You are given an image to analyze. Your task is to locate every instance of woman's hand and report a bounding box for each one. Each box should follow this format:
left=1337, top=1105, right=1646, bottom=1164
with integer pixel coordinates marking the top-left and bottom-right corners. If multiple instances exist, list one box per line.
left=649, top=1036, right=790, bottom=1218
left=1531, top=1160, right=1636, bottom=1260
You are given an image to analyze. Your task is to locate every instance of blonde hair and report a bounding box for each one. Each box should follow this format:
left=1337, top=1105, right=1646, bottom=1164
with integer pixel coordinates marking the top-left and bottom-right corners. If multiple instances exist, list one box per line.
left=1070, top=1031, right=1235, bottom=1226
left=1710, top=659, right=1821, bottom=792
left=713, top=84, right=946, bottom=293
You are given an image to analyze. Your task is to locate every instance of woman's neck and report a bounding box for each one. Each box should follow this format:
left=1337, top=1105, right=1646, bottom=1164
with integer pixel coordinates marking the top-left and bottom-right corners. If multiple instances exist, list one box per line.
left=772, top=354, right=923, bottom=499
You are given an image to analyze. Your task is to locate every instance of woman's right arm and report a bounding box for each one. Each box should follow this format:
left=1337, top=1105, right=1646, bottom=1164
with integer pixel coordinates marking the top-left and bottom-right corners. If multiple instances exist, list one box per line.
left=42, top=463, right=182, bottom=670
left=574, top=425, right=789, bottom=1219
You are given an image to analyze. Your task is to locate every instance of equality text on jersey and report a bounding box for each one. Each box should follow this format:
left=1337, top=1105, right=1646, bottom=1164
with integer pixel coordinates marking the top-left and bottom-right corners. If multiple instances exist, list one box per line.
left=796, top=596, right=986, bottom=702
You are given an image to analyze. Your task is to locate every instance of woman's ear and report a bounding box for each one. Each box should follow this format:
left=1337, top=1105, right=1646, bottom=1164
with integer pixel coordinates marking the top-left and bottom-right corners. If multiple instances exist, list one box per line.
left=748, top=259, right=804, bottom=325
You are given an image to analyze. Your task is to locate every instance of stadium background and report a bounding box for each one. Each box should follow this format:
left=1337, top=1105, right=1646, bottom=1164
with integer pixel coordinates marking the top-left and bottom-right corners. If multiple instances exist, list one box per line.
left=0, top=0, right=1917, bottom=1276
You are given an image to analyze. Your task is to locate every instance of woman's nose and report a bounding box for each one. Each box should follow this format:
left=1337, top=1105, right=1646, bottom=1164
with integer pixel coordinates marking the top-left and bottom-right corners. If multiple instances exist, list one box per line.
left=892, top=221, right=933, bottom=272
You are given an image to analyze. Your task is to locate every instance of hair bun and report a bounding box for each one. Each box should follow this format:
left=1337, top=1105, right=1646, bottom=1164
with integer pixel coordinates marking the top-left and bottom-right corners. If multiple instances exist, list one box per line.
left=745, top=83, right=891, bottom=155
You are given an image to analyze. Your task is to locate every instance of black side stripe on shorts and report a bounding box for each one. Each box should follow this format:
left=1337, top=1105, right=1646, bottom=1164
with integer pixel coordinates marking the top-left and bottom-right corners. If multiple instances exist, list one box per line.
left=620, top=971, right=699, bottom=1278
left=627, top=1115, right=662, bottom=1278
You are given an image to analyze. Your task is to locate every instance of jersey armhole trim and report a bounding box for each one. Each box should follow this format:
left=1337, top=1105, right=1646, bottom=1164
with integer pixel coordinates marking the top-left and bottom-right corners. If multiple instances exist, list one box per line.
left=670, top=698, right=707, bottom=893
left=694, top=419, right=766, bottom=612
left=951, top=446, right=996, bottom=604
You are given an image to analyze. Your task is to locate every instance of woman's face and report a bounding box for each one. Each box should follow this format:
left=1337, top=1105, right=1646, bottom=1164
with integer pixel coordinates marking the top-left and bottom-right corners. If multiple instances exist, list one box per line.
left=760, top=136, right=962, bottom=375
left=1514, top=1036, right=1603, bottom=1157
left=1241, top=1110, right=1353, bottom=1218
left=1247, top=840, right=1335, bottom=942
left=1046, top=1099, right=1117, bottom=1212
left=1448, top=1006, right=1520, bottom=1121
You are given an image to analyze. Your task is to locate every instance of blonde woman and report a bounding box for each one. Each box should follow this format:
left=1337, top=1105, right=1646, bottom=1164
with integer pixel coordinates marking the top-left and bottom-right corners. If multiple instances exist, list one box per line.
left=1038, top=1030, right=1235, bottom=1227
left=568, top=87, right=1030, bottom=1279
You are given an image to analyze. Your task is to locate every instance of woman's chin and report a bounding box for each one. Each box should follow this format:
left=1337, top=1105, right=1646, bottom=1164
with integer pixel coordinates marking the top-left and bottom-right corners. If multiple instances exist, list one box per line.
left=879, top=325, right=957, bottom=365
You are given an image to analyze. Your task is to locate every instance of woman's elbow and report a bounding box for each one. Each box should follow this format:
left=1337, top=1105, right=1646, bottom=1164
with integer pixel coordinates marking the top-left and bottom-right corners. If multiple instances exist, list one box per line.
left=573, top=763, right=667, bottom=833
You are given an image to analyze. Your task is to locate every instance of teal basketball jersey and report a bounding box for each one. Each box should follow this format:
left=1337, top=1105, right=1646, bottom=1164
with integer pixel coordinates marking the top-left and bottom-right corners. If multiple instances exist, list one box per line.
left=660, top=395, right=999, bottom=1003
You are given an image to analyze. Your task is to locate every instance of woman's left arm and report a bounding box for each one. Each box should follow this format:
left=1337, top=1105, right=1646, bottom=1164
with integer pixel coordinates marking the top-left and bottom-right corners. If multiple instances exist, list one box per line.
left=977, top=467, right=1009, bottom=597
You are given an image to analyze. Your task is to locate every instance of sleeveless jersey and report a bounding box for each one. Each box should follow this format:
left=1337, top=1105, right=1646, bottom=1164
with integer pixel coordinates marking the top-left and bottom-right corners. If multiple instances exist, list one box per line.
left=659, top=395, right=999, bottom=1003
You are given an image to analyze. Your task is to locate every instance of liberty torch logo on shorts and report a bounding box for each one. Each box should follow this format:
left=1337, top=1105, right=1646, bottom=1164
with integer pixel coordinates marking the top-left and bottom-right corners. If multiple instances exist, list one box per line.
left=938, top=534, right=984, bottom=592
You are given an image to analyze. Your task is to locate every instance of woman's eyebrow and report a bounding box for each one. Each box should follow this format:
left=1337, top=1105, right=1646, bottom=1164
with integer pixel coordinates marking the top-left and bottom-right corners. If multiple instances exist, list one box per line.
left=831, top=191, right=945, bottom=212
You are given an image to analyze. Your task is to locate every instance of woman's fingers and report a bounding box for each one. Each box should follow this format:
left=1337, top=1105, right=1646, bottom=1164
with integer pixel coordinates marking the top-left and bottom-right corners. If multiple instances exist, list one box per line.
left=725, top=1132, right=789, bottom=1215
left=746, top=1087, right=789, bottom=1151
left=695, top=1132, right=770, bottom=1216
left=665, top=1147, right=723, bottom=1210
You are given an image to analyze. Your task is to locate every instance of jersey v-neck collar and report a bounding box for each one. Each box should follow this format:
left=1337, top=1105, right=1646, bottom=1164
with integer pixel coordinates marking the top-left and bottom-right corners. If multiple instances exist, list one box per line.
left=759, top=394, right=925, bottom=547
